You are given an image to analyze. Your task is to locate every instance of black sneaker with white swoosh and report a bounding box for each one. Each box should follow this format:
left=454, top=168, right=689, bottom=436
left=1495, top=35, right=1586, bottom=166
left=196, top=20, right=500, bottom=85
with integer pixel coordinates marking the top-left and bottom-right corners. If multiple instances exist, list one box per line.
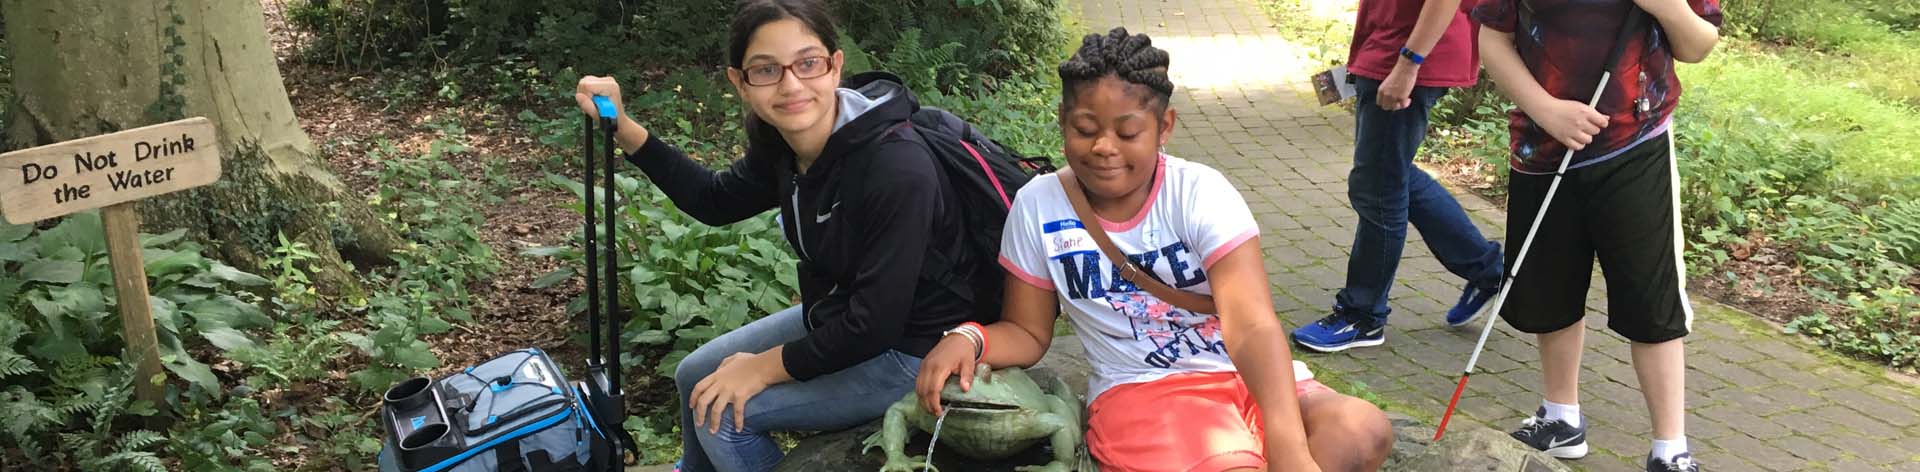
left=1647, top=452, right=1700, bottom=472
left=1510, top=407, right=1588, bottom=459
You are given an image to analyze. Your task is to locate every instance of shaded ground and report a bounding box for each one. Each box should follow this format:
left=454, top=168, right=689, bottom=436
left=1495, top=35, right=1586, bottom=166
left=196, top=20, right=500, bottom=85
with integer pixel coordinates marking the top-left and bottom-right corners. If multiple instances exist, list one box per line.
left=261, top=1, right=683, bottom=464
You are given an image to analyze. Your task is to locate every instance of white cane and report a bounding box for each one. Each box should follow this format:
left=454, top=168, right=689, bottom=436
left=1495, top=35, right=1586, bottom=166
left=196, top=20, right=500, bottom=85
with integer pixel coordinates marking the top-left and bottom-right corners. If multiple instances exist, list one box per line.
left=1435, top=7, right=1653, bottom=441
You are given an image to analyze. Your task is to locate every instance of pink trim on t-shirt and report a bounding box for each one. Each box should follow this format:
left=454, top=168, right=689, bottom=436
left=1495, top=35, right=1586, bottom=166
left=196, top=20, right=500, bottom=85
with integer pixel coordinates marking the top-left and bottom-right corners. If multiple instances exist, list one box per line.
left=1202, top=229, right=1259, bottom=270
left=1000, top=255, right=1056, bottom=291
left=1097, top=155, right=1168, bottom=233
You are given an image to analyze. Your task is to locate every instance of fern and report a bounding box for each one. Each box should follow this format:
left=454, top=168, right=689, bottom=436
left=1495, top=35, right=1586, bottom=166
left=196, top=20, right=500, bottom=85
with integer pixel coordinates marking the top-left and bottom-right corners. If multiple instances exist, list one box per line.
left=0, top=315, right=34, bottom=379
left=3, top=211, right=279, bottom=468
left=14, top=433, right=45, bottom=462
left=0, top=350, right=35, bottom=378
left=118, top=430, right=165, bottom=451
left=108, top=430, right=172, bottom=472
left=56, top=378, right=162, bottom=472
left=875, top=28, right=969, bottom=93
left=0, top=386, right=57, bottom=459
left=115, top=451, right=170, bottom=472
left=58, top=432, right=106, bottom=461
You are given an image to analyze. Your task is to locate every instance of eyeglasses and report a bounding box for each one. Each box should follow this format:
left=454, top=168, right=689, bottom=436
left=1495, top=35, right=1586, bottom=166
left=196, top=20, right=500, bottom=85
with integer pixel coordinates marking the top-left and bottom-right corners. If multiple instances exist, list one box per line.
left=737, top=56, right=833, bottom=87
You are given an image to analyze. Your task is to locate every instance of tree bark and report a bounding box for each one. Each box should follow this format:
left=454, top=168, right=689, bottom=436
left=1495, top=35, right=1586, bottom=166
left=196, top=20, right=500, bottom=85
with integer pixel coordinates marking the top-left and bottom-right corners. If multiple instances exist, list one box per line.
left=2, top=0, right=405, bottom=296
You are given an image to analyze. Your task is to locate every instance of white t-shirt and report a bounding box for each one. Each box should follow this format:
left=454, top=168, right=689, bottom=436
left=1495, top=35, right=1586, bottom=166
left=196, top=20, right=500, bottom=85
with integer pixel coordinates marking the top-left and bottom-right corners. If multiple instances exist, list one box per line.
left=1000, top=155, right=1314, bottom=402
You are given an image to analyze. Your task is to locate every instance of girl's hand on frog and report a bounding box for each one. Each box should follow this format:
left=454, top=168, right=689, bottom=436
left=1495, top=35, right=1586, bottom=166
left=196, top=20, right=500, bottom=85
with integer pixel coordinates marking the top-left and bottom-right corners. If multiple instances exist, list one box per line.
left=915, top=334, right=980, bottom=416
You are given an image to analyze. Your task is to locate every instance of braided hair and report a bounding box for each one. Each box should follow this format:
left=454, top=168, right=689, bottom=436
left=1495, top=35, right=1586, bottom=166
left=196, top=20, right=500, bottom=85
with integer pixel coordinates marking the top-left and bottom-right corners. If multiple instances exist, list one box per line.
left=1057, top=27, right=1174, bottom=112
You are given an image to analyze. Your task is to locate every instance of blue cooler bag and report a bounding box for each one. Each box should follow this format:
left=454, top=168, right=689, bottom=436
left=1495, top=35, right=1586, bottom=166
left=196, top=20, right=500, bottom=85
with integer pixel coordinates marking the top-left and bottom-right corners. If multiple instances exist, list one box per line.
left=375, top=349, right=611, bottom=472
left=377, top=96, right=634, bottom=472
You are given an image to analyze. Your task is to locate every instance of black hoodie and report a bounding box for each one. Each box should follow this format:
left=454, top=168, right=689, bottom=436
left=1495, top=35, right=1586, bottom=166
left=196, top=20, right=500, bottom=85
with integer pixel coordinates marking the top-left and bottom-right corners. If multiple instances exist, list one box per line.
left=626, top=72, right=974, bottom=381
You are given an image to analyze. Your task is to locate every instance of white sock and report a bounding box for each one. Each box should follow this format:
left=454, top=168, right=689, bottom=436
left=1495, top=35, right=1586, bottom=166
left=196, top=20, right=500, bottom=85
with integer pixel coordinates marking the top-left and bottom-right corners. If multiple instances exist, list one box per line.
left=1543, top=400, right=1582, bottom=428
left=1652, top=438, right=1689, bottom=462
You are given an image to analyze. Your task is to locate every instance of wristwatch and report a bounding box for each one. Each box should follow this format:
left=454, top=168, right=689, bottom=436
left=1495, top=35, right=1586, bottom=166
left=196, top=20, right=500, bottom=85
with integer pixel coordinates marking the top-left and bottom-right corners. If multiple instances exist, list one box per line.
left=1399, top=47, right=1426, bottom=65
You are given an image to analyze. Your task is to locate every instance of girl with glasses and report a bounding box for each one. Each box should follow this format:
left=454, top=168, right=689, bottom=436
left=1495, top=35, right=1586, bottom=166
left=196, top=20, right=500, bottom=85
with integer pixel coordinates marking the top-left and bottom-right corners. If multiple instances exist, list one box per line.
left=572, top=1, right=989, bottom=470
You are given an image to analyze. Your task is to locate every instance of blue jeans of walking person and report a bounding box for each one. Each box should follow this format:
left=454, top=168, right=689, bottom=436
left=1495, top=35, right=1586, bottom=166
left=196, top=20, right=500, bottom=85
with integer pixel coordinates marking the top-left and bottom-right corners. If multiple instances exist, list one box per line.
left=673, top=305, right=922, bottom=472
left=1293, top=76, right=1504, bottom=352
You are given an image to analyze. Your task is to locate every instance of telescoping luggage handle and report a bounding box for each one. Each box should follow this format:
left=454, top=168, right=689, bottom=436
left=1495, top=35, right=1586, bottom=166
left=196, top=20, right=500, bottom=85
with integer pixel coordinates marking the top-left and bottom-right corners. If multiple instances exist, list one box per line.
left=584, top=95, right=627, bottom=471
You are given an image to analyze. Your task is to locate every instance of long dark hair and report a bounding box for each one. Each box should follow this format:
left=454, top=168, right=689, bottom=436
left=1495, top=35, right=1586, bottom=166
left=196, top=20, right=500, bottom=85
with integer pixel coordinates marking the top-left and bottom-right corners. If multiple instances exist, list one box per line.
left=1057, top=27, right=1173, bottom=114
left=730, top=0, right=841, bottom=151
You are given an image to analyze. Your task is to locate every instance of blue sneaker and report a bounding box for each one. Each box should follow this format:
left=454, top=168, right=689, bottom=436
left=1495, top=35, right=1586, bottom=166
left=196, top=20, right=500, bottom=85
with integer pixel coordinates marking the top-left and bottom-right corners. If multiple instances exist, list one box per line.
left=1446, top=279, right=1500, bottom=327
left=1292, top=311, right=1385, bottom=352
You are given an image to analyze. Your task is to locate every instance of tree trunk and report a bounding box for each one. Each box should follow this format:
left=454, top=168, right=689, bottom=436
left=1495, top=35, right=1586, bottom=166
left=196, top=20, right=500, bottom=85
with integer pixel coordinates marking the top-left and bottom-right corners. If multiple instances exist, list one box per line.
left=2, top=0, right=405, bottom=296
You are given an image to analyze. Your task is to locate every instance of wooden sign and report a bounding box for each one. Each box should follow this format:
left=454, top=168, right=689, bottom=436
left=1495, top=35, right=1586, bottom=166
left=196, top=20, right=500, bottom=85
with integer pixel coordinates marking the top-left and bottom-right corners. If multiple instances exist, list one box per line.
left=0, top=117, right=221, bottom=224
left=0, top=117, right=223, bottom=413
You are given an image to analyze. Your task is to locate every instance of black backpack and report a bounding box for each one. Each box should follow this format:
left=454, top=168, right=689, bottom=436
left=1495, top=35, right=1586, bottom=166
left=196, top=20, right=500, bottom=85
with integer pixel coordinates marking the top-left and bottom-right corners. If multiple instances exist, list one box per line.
left=907, top=105, right=1055, bottom=323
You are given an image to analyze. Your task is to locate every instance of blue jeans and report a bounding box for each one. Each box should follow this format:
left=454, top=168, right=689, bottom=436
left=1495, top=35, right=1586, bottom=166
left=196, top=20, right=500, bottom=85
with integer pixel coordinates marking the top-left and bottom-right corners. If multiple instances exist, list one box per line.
left=1335, top=76, right=1503, bottom=321
left=674, top=305, right=923, bottom=472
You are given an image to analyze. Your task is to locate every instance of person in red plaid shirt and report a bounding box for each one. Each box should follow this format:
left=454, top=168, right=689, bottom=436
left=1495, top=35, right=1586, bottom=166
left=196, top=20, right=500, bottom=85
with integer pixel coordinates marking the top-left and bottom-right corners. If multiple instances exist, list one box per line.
left=1472, top=0, right=1721, bottom=470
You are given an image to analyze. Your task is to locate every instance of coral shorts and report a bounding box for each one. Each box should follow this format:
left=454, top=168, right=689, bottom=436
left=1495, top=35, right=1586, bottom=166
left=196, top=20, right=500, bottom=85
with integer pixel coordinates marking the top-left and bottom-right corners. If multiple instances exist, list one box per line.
left=1084, top=370, right=1334, bottom=472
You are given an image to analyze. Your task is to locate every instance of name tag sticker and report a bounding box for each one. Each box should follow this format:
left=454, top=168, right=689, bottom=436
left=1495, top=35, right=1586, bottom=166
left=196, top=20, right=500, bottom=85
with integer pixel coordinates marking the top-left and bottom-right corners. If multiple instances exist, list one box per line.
left=1045, top=227, right=1097, bottom=259
left=1042, top=219, right=1084, bottom=234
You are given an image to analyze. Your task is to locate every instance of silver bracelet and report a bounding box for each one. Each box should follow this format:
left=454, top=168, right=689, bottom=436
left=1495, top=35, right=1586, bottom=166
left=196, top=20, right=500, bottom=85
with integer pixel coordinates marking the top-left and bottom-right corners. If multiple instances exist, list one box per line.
left=941, top=326, right=983, bottom=360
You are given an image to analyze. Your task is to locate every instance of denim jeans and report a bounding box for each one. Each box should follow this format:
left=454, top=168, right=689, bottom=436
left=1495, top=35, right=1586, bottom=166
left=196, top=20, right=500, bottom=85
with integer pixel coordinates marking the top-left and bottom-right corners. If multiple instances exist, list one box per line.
left=673, top=305, right=922, bottom=472
left=1335, top=76, right=1503, bottom=322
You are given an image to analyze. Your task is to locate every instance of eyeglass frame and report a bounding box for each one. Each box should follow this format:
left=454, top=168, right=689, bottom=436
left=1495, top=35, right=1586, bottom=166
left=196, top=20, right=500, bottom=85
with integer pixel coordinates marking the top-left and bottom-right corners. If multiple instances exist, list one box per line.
left=733, top=55, right=835, bottom=87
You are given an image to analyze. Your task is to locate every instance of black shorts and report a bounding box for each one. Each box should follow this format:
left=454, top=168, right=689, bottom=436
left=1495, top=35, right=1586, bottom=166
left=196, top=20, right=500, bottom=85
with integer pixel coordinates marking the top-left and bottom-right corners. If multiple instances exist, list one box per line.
left=1497, top=132, right=1693, bottom=344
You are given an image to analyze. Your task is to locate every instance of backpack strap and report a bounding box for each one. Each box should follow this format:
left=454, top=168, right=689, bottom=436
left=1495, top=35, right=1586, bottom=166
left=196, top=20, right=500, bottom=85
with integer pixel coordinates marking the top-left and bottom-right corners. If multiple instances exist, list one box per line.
left=1055, top=168, right=1219, bottom=314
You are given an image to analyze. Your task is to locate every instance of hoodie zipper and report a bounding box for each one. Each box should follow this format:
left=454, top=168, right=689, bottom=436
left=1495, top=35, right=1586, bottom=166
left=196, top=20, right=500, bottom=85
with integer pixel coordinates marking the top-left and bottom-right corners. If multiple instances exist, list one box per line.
left=790, top=173, right=821, bottom=331
left=790, top=174, right=813, bottom=262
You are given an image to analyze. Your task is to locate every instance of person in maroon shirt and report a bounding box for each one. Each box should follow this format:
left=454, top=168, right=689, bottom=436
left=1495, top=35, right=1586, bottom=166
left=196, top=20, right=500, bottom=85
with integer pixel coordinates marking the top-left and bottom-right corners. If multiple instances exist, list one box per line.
left=1473, top=1, right=1721, bottom=470
left=1291, top=0, right=1507, bottom=353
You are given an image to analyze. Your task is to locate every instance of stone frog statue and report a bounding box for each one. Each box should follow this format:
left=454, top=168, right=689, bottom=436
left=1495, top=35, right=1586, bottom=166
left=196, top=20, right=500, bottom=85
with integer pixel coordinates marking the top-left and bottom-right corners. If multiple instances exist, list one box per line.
left=860, top=364, right=1095, bottom=472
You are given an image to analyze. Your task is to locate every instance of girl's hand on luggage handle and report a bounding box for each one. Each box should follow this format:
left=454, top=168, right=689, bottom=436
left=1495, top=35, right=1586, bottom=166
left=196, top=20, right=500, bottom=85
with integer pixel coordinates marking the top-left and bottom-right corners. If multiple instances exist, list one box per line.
left=575, top=75, right=650, bottom=154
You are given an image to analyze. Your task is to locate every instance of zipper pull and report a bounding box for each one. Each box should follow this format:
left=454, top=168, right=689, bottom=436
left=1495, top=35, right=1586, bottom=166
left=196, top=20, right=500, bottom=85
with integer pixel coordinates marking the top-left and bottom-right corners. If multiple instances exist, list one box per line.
left=1635, top=71, right=1652, bottom=118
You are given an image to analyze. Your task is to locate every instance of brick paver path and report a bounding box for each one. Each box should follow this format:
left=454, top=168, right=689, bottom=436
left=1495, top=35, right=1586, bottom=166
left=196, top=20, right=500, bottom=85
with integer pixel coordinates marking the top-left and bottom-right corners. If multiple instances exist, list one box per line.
left=1076, top=0, right=1920, bottom=470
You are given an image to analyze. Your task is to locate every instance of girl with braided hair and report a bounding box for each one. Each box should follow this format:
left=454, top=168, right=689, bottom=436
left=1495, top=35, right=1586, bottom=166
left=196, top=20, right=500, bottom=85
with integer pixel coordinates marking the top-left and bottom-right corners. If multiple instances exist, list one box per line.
left=915, top=27, right=1393, bottom=471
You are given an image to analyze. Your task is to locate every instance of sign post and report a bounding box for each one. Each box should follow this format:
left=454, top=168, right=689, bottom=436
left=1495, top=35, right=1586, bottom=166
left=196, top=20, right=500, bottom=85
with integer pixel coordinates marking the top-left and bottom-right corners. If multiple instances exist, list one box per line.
left=1, top=117, right=222, bottom=408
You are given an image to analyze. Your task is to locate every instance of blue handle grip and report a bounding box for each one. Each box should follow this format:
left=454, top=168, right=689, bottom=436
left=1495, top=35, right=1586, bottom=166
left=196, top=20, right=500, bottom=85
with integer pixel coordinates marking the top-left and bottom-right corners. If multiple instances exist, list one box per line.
left=592, top=96, right=616, bottom=120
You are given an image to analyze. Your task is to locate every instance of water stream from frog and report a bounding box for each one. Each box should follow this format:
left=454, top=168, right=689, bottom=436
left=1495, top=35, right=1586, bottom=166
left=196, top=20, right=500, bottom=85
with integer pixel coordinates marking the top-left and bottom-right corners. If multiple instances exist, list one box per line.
left=926, top=407, right=950, bottom=464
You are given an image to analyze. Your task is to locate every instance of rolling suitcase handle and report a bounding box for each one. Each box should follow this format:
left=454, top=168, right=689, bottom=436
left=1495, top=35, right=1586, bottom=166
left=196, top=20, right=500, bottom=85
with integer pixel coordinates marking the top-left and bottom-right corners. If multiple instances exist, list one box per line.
left=585, top=95, right=638, bottom=470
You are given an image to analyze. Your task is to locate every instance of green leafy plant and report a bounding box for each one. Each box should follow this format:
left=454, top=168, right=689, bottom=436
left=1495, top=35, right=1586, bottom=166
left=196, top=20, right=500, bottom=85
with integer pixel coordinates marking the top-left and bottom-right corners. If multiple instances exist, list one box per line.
left=855, top=28, right=969, bottom=94
left=1, top=213, right=271, bottom=396
left=0, top=214, right=277, bottom=466
left=529, top=173, right=799, bottom=377
left=622, top=414, right=682, bottom=465
left=1778, top=195, right=1917, bottom=292
left=288, top=395, right=388, bottom=467
left=837, top=0, right=1070, bottom=81
left=263, top=232, right=320, bottom=307
left=163, top=392, right=278, bottom=472
left=58, top=378, right=167, bottom=472
left=229, top=315, right=344, bottom=389
left=1787, top=287, right=1920, bottom=371
left=338, top=136, right=504, bottom=393
left=1254, top=0, right=1355, bottom=68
